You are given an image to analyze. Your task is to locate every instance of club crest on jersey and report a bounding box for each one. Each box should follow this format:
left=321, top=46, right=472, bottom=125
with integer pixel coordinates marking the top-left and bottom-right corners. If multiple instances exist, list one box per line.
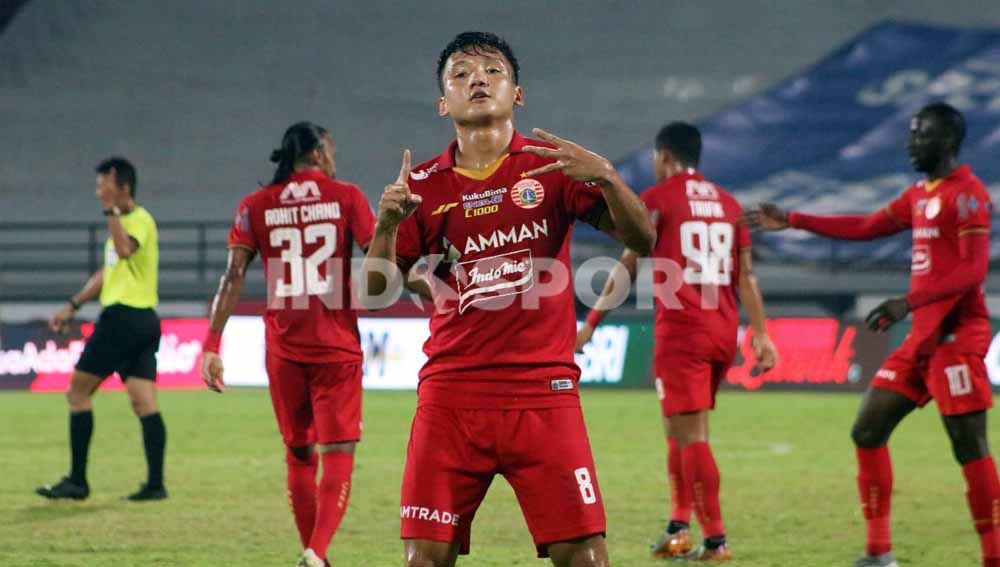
left=279, top=180, right=321, bottom=204
left=511, top=179, right=545, bottom=209
left=454, top=249, right=534, bottom=314
left=925, top=196, right=942, bottom=219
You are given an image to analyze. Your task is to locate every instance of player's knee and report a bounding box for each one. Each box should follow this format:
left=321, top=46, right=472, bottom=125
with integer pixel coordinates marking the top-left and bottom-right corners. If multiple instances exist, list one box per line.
left=949, top=432, right=989, bottom=465
left=286, top=445, right=313, bottom=464
left=317, top=441, right=356, bottom=455
left=66, top=388, right=89, bottom=411
left=850, top=420, right=886, bottom=449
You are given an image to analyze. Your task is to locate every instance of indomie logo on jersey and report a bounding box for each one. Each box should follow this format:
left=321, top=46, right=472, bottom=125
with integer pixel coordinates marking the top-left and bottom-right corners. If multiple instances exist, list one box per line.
left=279, top=180, right=321, bottom=204
left=511, top=178, right=545, bottom=209
left=454, top=249, right=534, bottom=314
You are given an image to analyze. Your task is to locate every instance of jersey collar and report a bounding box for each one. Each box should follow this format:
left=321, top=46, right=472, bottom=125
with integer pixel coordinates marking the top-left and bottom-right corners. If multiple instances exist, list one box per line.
left=436, top=130, right=530, bottom=172
left=922, top=164, right=970, bottom=192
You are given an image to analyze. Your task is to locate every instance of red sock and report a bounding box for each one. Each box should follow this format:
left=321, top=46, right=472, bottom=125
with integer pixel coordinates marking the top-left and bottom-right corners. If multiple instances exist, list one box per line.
left=856, top=447, right=893, bottom=556
left=286, top=450, right=318, bottom=549
left=962, top=456, right=1000, bottom=564
left=668, top=437, right=692, bottom=523
left=309, top=451, right=354, bottom=560
left=681, top=441, right=724, bottom=538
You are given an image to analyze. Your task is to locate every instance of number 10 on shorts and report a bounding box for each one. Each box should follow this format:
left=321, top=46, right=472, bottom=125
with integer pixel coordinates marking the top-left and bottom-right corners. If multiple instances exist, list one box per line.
left=574, top=467, right=597, bottom=505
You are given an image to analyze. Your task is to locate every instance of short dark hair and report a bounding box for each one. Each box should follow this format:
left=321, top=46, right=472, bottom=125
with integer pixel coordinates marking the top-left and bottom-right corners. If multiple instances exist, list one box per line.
left=269, top=121, right=329, bottom=185
left=95, top=157, right=137, bottom=196
left=919, top=102, right=966, bottom=153
left=655, top=122, right=702, bottom=168
left=437, top=31, right=519, bottom=92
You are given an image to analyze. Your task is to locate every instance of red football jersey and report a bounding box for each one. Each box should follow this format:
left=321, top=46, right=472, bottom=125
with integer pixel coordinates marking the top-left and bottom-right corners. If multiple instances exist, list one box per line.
left=396, top=131, right=607, bottom=409
left=229, top=169, right=376, bottom=363
left=641, top=169, right=751, bottom=359
left=885, top=165, right=992, bottom=356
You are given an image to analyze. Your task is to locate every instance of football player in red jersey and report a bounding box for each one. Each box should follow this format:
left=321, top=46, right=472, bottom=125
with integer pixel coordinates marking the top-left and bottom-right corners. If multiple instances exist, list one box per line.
left=361, top=32, right=654, bottom=566
left=578, top=122, right=777, bottom=561
left=748, top=103, right=998, bottom=567
left=200, top=122, right=376, bottom=567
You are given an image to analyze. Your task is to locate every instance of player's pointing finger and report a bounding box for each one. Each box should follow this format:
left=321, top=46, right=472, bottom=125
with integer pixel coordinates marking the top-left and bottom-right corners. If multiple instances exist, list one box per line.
left=397, top=149, right=412, bottom=184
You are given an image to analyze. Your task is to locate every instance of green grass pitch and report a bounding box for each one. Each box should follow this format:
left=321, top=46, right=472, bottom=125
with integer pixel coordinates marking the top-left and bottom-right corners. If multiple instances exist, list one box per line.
left=0, top=388, right=993, bottom=566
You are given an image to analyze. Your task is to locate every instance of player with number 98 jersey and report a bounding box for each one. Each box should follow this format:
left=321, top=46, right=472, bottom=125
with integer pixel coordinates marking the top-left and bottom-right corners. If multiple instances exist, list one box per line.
left=641, top=168, right=750, bottom=414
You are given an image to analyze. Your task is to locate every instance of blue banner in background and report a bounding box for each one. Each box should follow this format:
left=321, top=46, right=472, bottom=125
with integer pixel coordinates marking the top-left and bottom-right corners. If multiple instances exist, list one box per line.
left=603, top=21, right=1000, bottom=265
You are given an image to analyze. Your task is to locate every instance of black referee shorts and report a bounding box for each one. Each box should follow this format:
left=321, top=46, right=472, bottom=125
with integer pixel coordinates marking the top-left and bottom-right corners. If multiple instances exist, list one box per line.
left=75, top=304, right=162, bottom=381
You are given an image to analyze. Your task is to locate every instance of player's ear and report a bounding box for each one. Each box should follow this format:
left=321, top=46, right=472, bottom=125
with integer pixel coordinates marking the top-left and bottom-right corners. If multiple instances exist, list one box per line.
left=513, top=85, right=524, bottom=108
left=438, top=96, right=449, bottom=118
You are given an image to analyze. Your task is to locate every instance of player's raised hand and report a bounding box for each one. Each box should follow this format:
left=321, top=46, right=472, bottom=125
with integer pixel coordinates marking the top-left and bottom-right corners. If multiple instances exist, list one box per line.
left=377, top=150, right=422, bottom=229
left=522, top=128, right=615, bottom=183
left=743, top=203, right=790, bottom=231
left=49, top=304, right=74, bottom=334
left=865, top=297, right=910, bottom=333
left=200, top=352, right=225, bottom=393
left=750, top=333, right=778, bottom=377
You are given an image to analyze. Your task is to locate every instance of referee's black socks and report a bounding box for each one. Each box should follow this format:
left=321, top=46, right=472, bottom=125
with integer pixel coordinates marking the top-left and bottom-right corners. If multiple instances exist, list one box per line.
left=69, top=410, right=93, bottom=487
left=139, top=413, right=166, bottom=489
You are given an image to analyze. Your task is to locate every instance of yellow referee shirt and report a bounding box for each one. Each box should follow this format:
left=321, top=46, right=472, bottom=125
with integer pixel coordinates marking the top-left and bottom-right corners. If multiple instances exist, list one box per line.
left=100, top=206, right=159, bottom=308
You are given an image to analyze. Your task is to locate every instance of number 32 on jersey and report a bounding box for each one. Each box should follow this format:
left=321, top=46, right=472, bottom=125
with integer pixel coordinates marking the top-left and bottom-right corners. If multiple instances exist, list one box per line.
left=269, top=223, right=338, bottom=297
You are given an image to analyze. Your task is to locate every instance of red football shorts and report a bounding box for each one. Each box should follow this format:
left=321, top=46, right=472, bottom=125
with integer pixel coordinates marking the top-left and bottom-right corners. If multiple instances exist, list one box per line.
left=264, top=352, right=362, bottom=446
left=870, top=343, right=992, bottom=416
left=654, top=349, right=730, bottom=417
left=399, top=404, right=606, bottom=556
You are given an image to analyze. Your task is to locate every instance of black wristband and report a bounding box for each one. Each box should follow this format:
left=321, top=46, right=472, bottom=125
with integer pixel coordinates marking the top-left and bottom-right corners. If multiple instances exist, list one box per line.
left=68, top=298, right=81, bottom=311
left=103, top=206, right=121, bottom=217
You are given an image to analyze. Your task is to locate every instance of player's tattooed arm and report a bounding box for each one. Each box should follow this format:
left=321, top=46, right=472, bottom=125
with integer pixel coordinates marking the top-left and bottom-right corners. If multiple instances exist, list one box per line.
left=736, top=249, right=777, bottom=375
left=200, top=246, right=255, bottom=392
left=522, top=128, right=654, bottom=253
left=362, top=150, right=422, bottom=302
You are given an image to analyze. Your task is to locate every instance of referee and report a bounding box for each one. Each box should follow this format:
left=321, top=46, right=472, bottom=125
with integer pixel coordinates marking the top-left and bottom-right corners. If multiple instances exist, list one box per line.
left=36, top=157, right=167, bottom=502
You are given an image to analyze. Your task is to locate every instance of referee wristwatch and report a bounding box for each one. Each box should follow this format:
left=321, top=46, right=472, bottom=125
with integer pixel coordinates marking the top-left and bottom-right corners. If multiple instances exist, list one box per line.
left=103, top=206, right=122, bottom=217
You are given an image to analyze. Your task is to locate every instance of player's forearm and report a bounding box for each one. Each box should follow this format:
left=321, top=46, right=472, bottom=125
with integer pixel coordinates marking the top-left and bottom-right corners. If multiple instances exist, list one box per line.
left=72, top=269, right=104, bottom=306
left=906, top=234, right=989, bottom=309
left=106, top=215, right=137, bottom=258
left=596, top=170, right=655, bottom=254
left=738, top=272, right=769, bottom=337
left=787, top=210, right=901, bottom=241
left=362, top=223, right=403, bottom=297
left=586, top=250, right=639, bottom=326
left=207, top=270, right=245, bottom=334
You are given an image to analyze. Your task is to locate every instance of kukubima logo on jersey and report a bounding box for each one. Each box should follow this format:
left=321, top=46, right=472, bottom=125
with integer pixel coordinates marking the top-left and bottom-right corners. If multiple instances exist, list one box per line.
left=279, top=180, right=321, bottom=204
